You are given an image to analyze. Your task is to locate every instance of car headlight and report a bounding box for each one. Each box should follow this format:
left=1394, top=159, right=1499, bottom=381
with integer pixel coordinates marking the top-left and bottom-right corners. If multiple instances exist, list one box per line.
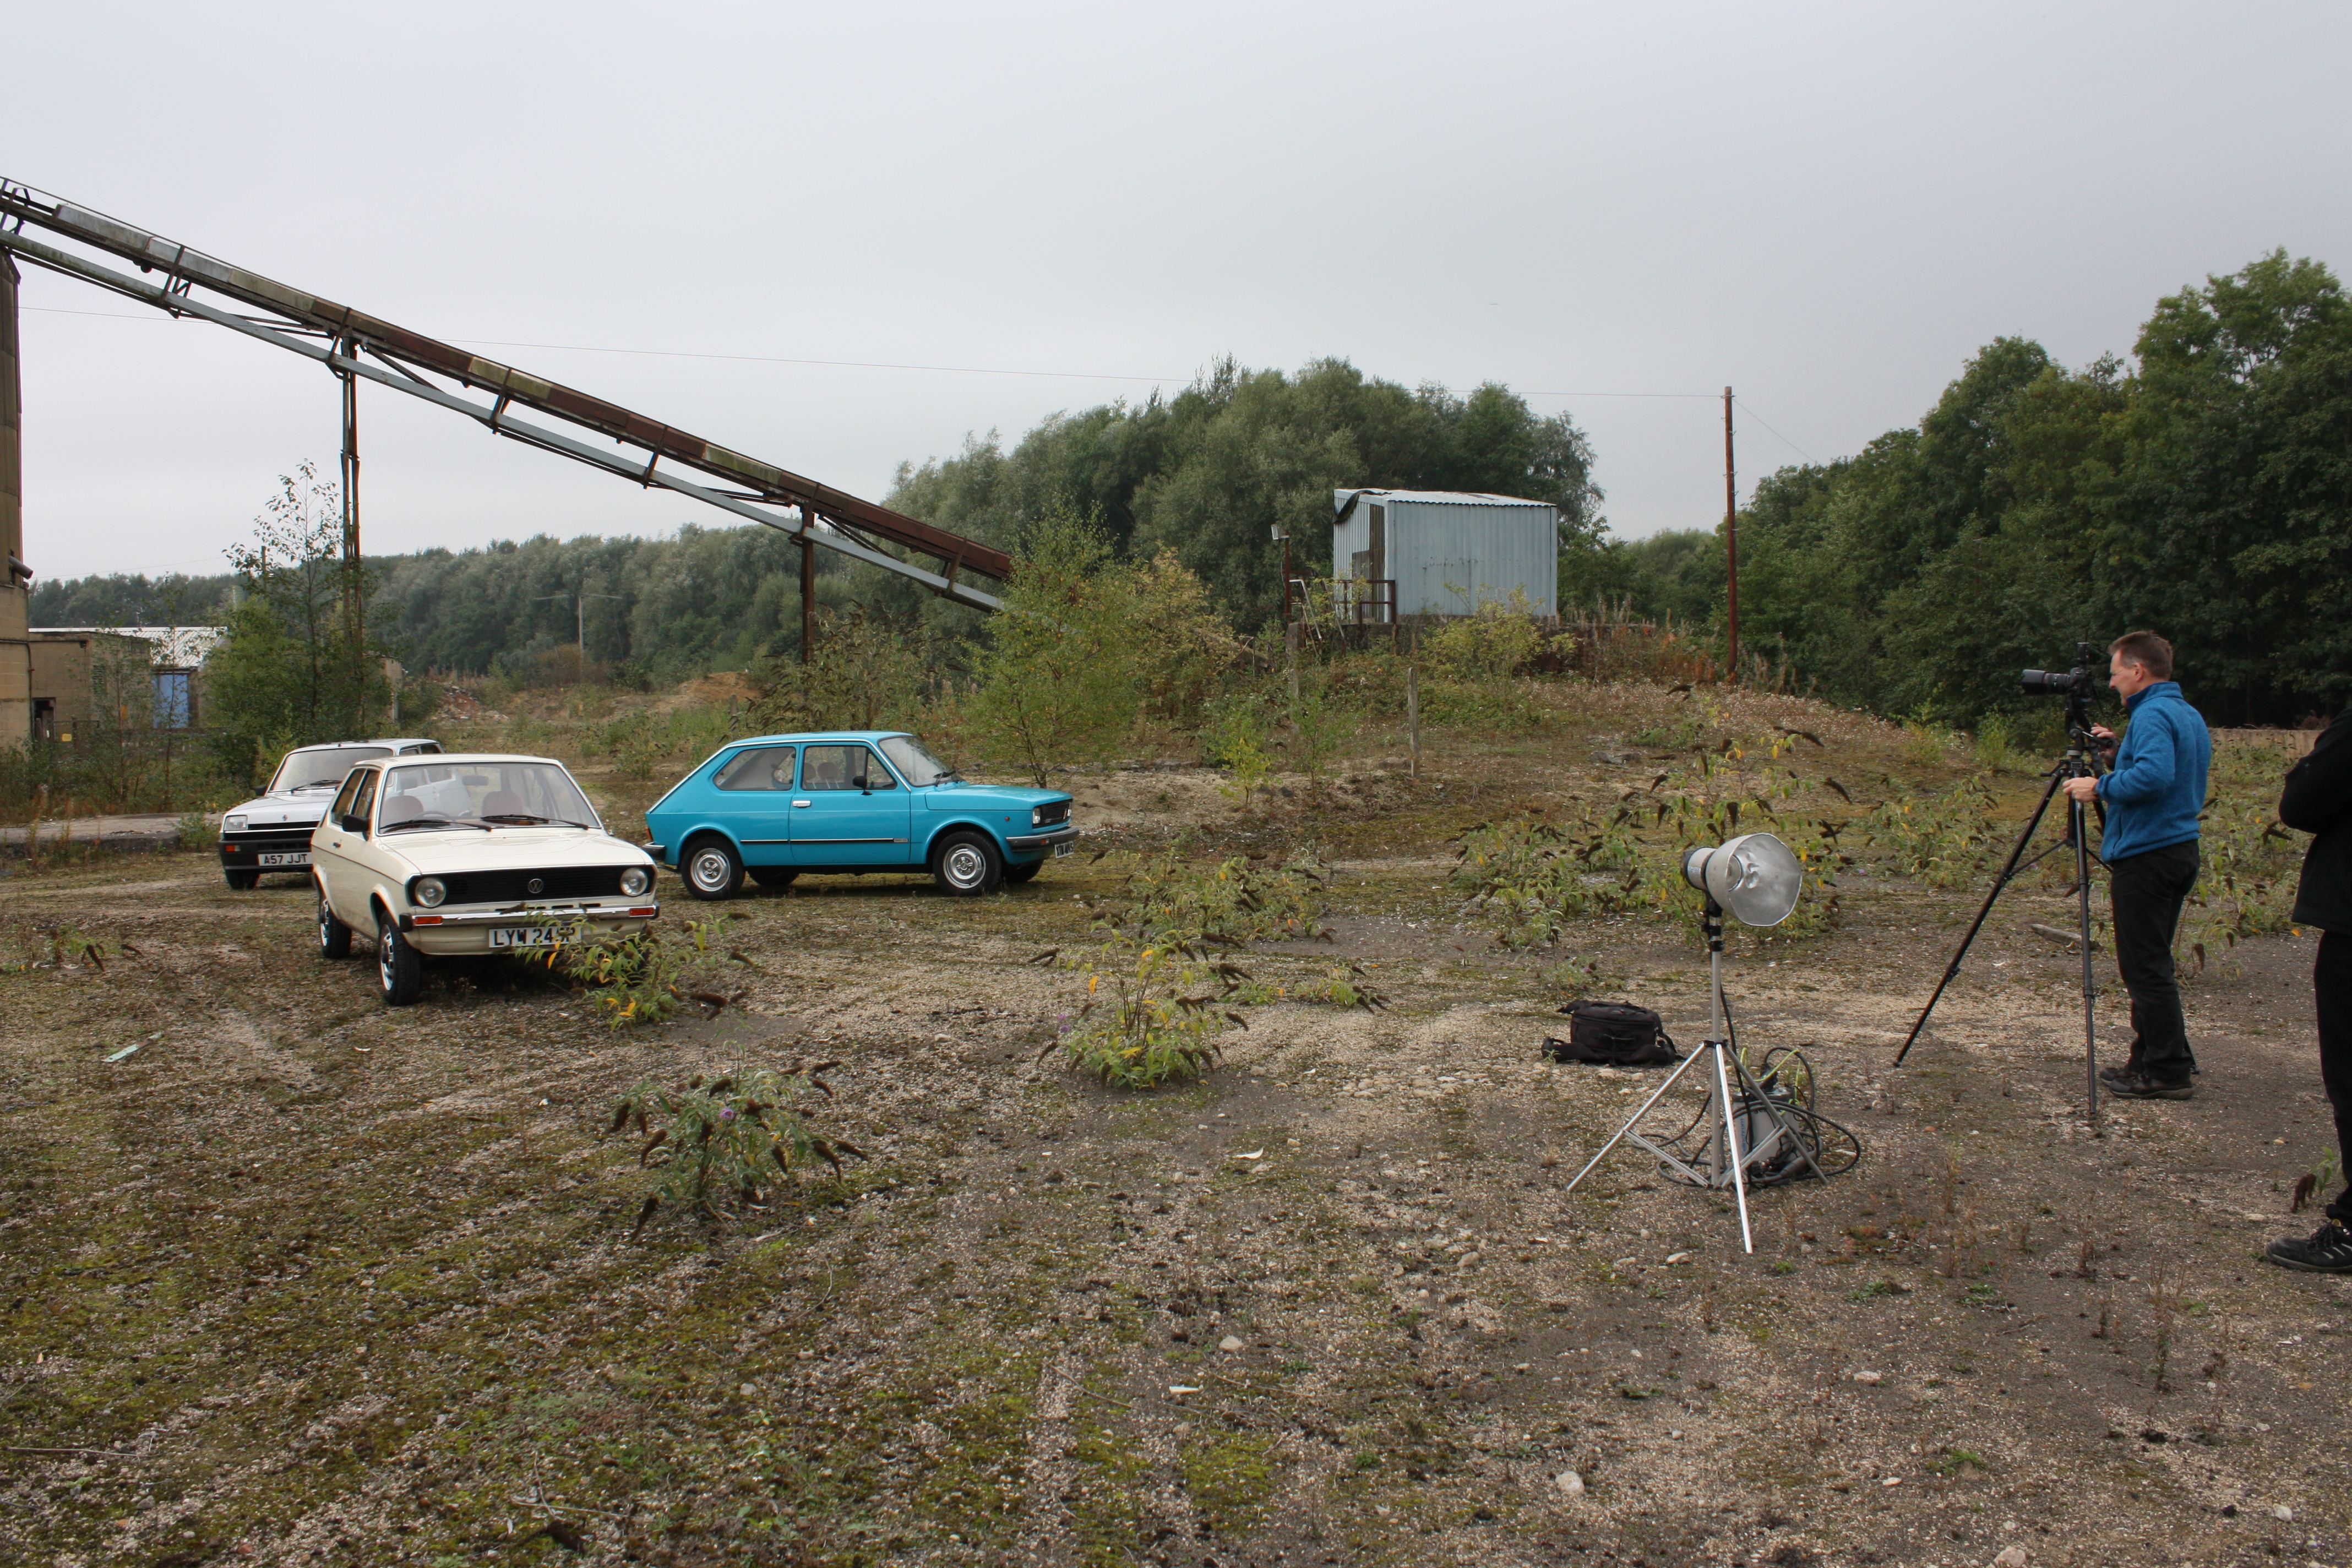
left=619, top=866, right=652, bottom=897
left=414, top=877, right=447, bottom=908
left=1030, top=805, right=1046, bottom=827
left=225, top=815, right=247, bottom=832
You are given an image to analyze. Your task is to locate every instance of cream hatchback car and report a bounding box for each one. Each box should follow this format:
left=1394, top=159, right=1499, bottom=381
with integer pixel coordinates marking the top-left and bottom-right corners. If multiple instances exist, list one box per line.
left=309, top=754, right=661, bottom=1006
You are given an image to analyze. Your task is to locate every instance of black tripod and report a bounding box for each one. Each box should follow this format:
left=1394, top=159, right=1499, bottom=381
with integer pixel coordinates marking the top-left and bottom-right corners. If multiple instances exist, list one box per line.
left=1894, top=708, right=2107, bottom=1133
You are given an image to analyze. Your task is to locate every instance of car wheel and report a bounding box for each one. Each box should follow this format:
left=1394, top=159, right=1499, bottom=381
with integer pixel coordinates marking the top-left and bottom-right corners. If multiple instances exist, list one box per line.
left=747, top=868, right=799, bottom=889
left=1002, top=860, right=1043, bottom=885
left=224, top=869, right=260, bottom=890
left=318, top=893, right=352, bottom=960
left=683, top=837, right=744, bottom=901
left=377, top=917, right=423, bottom=1006
left=932, top=831, right=1002, bottom=897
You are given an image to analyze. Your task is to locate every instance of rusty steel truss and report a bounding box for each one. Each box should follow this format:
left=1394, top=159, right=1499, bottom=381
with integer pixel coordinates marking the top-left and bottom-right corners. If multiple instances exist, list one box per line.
left=0, top=179, right=1009, bottom=611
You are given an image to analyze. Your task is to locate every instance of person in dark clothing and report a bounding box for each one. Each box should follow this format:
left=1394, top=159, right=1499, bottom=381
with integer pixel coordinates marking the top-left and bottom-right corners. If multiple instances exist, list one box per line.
left=2062, top=631, right=2211, bottom=1098
left=2267, top=704, right=2352, bottom=1273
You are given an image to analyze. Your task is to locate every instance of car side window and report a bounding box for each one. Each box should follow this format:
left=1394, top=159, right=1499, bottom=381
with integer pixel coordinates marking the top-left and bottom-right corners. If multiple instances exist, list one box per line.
left=346, top=770, right=380, bottom=834
left=329, top=771, right=366, bottom=823
left=801, top=745, right=854, bottom=791
left=714, top=746, right=797, bottom=791
left=803, top=745, right=895, bottom=792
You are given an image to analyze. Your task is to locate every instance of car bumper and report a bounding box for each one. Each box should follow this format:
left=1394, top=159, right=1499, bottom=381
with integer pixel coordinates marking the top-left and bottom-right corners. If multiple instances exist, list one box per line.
left=1005, top=824, right=1079, bottom=853
left=399, top=902, right=660, bottom=954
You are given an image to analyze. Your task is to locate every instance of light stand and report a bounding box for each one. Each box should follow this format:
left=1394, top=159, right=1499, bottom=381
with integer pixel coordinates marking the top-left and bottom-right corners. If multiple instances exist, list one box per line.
left=1563, top=836, right=1827, bottom=1254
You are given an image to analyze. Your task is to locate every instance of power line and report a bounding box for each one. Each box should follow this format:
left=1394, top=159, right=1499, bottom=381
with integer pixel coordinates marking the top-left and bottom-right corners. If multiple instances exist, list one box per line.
left=1733, top=396, right=1819, bottom=465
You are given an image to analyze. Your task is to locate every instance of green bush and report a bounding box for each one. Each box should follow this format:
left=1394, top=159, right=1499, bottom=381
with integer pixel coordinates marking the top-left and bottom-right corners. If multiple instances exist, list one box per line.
left=1052, top=940, right=1247, bottom=1090
left=608, top=1064, right=865, bottom=1228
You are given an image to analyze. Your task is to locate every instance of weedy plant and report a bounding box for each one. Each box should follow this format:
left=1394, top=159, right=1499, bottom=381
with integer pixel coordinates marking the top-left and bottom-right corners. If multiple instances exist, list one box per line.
left=2176, top=745, right=2303, bottom=972
left=1098, top=851, right=1330, bottom=948
left=1047, top=939, right=1251, bottom=1090
left=608, top=1062, right=864, bottom=1229
left=534, top=913, right=752, bottom=1028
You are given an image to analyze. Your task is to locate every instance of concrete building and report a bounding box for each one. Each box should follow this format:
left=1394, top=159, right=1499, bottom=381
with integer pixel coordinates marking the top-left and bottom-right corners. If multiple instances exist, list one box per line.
left=1329, top=488, right=1560, bottom=624
left=27, top=627, right=222, bottom=745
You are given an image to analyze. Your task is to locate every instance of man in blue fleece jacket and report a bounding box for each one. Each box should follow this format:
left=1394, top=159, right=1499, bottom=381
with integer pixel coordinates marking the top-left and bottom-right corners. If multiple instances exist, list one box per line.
left=2062, top=630, right=2211, bottom=1098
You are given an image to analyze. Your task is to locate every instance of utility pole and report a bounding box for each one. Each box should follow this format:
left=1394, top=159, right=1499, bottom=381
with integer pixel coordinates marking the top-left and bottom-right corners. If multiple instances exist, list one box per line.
left=531, top=589, right=625, bottom=661
left=1723, top=386, right=1738, bottom=685
left=801, top=510, right=818, bottom=666
left=339, top=338, right=362, bottom=656
left=1272, top=522, right=1293, bottom=625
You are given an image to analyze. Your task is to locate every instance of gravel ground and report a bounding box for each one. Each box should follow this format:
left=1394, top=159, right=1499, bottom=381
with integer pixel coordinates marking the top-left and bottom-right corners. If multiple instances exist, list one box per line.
left=3, top=704, right=2347, bottom=1568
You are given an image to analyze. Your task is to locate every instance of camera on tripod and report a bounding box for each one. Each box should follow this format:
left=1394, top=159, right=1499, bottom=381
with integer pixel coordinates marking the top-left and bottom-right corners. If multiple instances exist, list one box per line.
left=2021, top=641, right=2100, bottom=699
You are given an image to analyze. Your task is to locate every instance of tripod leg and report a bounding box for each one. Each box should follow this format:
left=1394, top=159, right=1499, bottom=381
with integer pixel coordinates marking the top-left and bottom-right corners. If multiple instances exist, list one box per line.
left=1895, top=769, right=2067, bottom=1066
left=1561, top=1048, right=1708, bottom=1196
left=1713, top=1043, right=1754, bottom=1254
left=2076, top=795, right=2101, bottom=1135
left=1732, top=1049, right=1832, bottom=1185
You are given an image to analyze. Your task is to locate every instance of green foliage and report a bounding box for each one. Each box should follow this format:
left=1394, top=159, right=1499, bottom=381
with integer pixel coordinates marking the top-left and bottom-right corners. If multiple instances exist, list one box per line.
left=540, top=913, right=747, bottom=1028
left=1419, top=590, right=1547, bottom=680
left=607, top=1063, right=864, bottom=1228
left=1707, top=253, right=2352, bottom=726
left=1451, top=808, right=1651, bottom=948
left=1861, top=776, right=1998, bottom=890
left=748, top=604, right=942, bottom=735
left=589, top=704, right=738, bottom=783
left=1052, top=940, right=1246, bottom=1090
left=889, top=358, right=1602, bottom=631
left=1200, top=693, right=1276, bottom=804
left=2176, top=744, right=2305, bottom=971
left=1095, top=851, right=1330, bottom=948
left=206, top=465, right=393, bottom=785
left=968, top=510, right=1142, bottom=786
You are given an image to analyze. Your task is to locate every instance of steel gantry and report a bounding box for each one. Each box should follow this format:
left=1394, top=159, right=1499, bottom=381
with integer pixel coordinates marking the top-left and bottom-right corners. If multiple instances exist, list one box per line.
left=0, top=179, right=1011, bottom=615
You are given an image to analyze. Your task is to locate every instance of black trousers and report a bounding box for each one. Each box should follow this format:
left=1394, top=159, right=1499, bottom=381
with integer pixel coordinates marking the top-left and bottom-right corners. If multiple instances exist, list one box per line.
left=2318, top=930, right=2352, bottom=1226
left=2108, top=840, right=2200, bottom=1081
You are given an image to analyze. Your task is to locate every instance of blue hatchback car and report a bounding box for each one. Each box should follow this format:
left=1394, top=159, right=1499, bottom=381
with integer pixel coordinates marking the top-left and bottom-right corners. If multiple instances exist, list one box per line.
left=643, top=731, right=1076, bottom=900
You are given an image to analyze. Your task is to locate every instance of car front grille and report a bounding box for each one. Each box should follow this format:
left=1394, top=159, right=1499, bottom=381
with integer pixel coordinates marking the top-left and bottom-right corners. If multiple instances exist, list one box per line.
left=221, top=827, right=318, bottom=856
left=426, top=867, right=631, bottom=906
left=1033, top=800, right=1071, bottom=827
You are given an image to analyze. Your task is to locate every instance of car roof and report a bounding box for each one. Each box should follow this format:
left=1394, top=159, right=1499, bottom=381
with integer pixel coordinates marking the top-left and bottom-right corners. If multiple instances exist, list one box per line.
left=357, top=753, right=568, bottom=767
left=291, top=738, right=441, bottom=751
left=718, top=731, right=913, bottom=747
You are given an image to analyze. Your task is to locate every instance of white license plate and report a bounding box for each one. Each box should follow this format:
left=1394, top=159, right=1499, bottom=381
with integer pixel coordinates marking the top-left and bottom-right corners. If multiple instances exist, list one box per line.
left=258, top=852, right=309, bottom=867
left=488, top=926, right=560, bottom=950
left=1053, top=841, right=1074, bottom=857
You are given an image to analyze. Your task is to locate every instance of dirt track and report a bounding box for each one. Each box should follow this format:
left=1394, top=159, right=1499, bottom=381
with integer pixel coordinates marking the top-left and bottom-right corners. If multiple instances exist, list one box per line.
left=4, top=740, right=2349, bottom=1567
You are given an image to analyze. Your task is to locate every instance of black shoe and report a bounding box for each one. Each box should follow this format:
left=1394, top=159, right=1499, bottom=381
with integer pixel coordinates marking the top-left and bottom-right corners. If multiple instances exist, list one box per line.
left=2104, top=1070, right=2193, bottom=1100
left=2098, top=1063, right=2140, bottom=1089
left=2265, top=1221, right=2352, bottom=1273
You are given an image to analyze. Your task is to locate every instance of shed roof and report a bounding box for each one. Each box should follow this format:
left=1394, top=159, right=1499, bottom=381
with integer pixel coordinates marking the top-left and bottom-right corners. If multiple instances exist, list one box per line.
left=1332, top=488, right=1555, bottom=513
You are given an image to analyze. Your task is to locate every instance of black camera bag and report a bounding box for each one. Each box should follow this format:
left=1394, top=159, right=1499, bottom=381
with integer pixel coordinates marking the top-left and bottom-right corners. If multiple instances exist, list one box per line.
left=1543, top=999, right=1678, bottom=1066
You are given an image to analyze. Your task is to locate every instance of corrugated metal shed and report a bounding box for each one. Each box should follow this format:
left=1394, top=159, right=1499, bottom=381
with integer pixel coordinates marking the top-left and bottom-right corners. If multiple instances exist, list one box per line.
left=1330, top=489, right=1558, bottom=620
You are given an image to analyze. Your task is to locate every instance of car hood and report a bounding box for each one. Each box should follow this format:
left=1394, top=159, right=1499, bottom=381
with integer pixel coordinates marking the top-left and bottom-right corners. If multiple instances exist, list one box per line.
left=227, top=787, right=342, bottom=825
left=353, top=827, right=655, bottom=874
left=920, top=782, right=1072, bottom=811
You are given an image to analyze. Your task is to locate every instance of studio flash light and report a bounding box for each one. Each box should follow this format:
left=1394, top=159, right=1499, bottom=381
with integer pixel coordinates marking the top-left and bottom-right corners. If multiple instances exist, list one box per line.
left=1566, top=831, right=1857, bottom=1253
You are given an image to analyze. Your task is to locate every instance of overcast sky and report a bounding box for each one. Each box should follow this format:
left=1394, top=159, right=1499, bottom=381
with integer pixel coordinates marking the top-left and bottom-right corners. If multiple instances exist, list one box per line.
left=6, top=1, right=2348, bottom=584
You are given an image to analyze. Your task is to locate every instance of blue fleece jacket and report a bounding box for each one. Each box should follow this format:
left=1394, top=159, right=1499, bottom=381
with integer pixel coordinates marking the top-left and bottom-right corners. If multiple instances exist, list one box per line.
left=2094, top=680, right=2211, bottom=862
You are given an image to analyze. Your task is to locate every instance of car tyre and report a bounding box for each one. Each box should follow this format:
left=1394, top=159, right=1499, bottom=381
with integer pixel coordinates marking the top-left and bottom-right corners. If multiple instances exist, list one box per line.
left=933, top=831, right=1003, bottom=897
left=1002, top=860, right=1043, bottom=885
left=318, top=892, right=352, bottom=960
left=377, top=916, right=423, bottom=1006
left=747, top=868, right=799, bottom=889
left=224, top=869, right=260, bottom=890
left=682, top=836, right=744, bottom=901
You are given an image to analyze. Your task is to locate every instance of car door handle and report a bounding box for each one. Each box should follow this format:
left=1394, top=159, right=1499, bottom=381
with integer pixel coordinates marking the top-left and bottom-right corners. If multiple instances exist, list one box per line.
left=792, top=800, right=812, bottom=808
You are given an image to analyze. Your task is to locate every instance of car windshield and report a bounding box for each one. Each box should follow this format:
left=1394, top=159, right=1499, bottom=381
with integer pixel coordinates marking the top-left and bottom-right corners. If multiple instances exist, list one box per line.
left=379, top=760, right=600, bottom=831
left=879, top=734, right=960, bottom=786
left=270, top=746, right=392, bottom=792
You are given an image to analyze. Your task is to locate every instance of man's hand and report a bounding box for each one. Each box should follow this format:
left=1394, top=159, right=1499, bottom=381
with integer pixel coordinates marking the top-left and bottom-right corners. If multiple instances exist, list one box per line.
left=2062, top=775, right=2100, bottom=804
left=2089, top=725, right=2117, bottom=742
